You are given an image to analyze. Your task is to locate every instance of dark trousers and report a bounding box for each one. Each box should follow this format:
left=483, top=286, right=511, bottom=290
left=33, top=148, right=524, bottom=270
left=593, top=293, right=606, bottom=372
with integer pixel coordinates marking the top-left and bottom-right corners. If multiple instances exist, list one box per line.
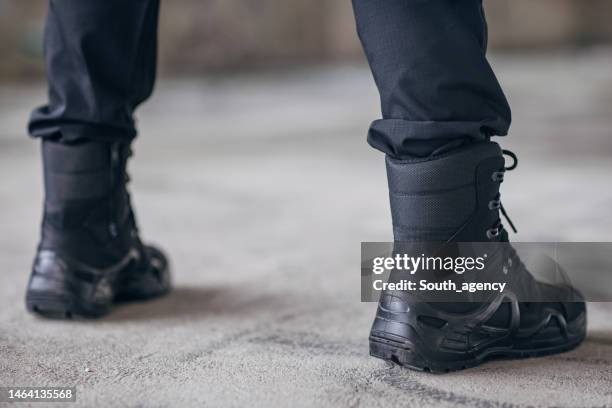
left=29, top=0, right=160, bottom=144
left=30, top=0, right=511, bottom=159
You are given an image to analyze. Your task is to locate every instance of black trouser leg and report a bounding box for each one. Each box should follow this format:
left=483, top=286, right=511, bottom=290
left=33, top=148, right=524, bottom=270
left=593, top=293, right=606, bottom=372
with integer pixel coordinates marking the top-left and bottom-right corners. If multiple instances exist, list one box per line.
left=29, top=0, right=160, bottom=143
left=352, top=0, right=511, bottom=158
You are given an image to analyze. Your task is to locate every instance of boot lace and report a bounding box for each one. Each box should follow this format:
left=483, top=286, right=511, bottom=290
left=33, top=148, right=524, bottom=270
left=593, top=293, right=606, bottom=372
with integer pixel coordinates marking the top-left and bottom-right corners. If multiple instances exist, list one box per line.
left=486, top=149, right=518, bottom=240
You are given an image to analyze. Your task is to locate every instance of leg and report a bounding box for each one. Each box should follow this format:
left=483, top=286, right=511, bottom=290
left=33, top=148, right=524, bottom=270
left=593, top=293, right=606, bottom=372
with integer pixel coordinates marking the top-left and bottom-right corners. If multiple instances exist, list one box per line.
left=29, top=0, right=159, bottom=143
left=26, top=0, right=169, bottom=319
left=353, top=0, right=511, bottom=158
left=352, top=0, right=586, bottom=372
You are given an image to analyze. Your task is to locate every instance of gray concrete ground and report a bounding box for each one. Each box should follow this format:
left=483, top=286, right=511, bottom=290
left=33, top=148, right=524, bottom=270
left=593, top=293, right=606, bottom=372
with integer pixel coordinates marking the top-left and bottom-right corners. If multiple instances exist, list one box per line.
left=1, top=50, right=612, bottom=407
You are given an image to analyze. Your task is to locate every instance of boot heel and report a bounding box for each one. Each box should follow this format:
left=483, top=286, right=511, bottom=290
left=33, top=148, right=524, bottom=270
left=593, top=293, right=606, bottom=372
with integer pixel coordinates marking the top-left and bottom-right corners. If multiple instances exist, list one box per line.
left=370, top=335, right=474, bottom=373
left=26, top=252, right=114, bottom=319
left=26, top=291, right=111, bottom=319
left=369, top=336, right=429, bottom=371
left=369, top=336, right=405, bottom=361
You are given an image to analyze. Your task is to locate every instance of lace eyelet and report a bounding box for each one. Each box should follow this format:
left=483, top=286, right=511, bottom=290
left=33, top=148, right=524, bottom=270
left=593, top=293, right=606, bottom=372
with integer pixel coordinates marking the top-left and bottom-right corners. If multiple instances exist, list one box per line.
left=488, top=200, right=501, bottom=210
left=486, top=228, right=501, bottom=240
left=491, top=171, right=505, bottom=182
left=109, top=223, right=118, bottom=238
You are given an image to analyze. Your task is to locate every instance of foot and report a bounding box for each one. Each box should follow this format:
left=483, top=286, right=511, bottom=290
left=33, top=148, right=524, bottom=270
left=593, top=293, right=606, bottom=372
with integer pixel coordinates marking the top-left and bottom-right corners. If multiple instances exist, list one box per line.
left=371, top=142, right=587, bottom=372
left=26, top=140, right=170, bottom=319
left=26, top=244, right=170, bottom=319
left=369, top=252, right=587, bottom=372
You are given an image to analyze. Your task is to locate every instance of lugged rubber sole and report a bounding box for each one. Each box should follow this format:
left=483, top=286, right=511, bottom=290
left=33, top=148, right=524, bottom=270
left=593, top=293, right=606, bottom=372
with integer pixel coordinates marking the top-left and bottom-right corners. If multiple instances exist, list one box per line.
left=369, top=328, right=586, bottom=373
left=26, top=293, right=111, bottom=319
left=26, top=247, right=170, bottom=320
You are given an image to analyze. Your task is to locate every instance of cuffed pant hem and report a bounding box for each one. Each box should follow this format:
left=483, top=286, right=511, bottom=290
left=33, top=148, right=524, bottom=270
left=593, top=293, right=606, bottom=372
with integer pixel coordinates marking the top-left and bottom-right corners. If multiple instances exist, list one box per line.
left=29, top=123, right=136, bottom=144
left=367, top=118, right=509, bottom=158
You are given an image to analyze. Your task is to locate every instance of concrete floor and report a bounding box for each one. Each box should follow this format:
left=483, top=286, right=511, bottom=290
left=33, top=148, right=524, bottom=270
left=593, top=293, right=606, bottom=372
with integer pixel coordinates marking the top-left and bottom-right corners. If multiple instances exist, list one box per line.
left=1, top=50, right=612, bottom=407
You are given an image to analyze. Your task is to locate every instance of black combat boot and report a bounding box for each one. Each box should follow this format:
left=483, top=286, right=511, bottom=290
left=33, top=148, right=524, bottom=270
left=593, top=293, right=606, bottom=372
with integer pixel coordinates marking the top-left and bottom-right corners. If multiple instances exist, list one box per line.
left=369, top=141, right=586, bottom=372
left=26, top=140, right=170, bottom=319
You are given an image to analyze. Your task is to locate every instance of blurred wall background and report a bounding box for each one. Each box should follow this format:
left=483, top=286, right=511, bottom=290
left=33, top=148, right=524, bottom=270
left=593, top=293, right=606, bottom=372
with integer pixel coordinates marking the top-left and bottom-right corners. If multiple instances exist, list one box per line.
left=2, top=0, right=612, bottom=80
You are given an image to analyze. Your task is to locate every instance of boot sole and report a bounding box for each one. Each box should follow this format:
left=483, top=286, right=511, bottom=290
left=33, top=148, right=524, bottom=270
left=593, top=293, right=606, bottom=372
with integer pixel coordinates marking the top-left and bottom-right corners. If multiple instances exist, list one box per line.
left=369, top=324, right=586, bottom=373
left=26, top=247, right=170, bottom=320
left=26, top=292, right=111, bottom=319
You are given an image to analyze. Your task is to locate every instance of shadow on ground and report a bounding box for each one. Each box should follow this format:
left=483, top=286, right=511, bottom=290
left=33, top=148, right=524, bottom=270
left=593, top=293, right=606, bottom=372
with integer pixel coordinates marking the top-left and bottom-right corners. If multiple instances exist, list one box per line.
left=107, top=286, right=289, bottom=322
